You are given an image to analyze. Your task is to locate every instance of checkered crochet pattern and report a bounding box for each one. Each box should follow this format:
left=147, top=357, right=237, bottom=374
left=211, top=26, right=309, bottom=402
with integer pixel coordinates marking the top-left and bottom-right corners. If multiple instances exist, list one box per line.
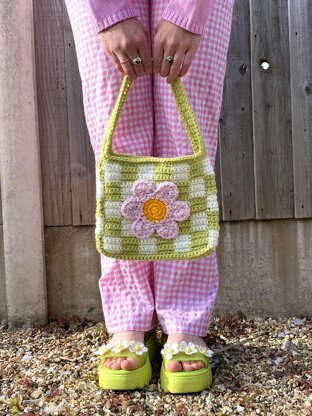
left=95, top=75, right=220, bottom=260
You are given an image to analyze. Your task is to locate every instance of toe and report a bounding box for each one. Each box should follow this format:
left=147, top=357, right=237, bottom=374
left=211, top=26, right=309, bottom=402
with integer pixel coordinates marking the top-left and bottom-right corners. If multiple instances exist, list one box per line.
left=190, top=360, right=205, bottom=370
left=115, top=357, right=126, bottom=369
left=120, top=357, right=138, bottom=370
left=181, top=361, right=194, bottom=371
left=166, top=361, right=183, bottom=372
left=104, top=357, right=112, bottom=368
left=110, top=356, right=128, bottom=370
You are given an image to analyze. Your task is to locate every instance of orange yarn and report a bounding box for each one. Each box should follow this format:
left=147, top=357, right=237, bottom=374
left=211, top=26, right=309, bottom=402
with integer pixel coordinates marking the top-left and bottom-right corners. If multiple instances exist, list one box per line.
left=143, top=198, right=168, bottom=222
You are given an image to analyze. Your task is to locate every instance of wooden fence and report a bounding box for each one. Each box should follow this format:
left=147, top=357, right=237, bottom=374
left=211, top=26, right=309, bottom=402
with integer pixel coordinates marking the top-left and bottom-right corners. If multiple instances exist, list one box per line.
left=28, top=0, right=312, bottom=229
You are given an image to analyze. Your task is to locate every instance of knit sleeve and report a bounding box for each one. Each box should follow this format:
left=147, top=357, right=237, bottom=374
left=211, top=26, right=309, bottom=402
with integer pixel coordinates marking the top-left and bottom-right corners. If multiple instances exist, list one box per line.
left=160, top=0, right=214, bottom=36
left=85, top=0, right=140, bottom=34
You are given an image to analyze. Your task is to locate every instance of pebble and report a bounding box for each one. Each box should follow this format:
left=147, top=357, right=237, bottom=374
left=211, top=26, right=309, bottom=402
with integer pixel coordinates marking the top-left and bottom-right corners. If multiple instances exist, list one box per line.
left=31, top=388, right=42, bottom=399
left=0, top=316, right=311, bottom=415
left=292, top=318, right=305, bottom=326
left=283, top=340, right=293, bottom=349
left=21, top=354, right=33, bottom=361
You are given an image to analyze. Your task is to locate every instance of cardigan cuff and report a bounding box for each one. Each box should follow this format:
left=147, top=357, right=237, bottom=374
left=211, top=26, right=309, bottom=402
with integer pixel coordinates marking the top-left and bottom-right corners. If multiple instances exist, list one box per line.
left=161, top=9, right=206, bottom=36
left=92, top=8, right=140, bottom=34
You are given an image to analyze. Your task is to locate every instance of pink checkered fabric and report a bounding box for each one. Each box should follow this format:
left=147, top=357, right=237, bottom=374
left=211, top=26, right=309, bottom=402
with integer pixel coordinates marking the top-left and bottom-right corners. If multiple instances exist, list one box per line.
left=65, top=0, right=234, bottom=336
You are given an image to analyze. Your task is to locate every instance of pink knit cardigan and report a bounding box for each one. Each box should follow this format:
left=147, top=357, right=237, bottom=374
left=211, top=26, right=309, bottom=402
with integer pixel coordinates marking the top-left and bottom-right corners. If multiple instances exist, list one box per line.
left=86, top=0, right=214, bottom=36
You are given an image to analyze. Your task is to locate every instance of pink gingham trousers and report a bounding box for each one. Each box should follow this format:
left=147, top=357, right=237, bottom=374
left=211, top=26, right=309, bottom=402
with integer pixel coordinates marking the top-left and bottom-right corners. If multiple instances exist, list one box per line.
left=65, top=0, right=234, bottom=336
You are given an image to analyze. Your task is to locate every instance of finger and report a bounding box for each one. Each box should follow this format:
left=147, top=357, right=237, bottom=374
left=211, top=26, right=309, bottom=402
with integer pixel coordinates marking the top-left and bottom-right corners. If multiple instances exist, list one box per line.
left=138, top=41, right=153, bottom=74
left=179, top=46, right=197, bottom=78
left=160, top=49, right=177, bottom=78
left=129, top=50, right=145, bottom=77
left=112, top=51, right=138, bottom=81
left=166, top=49, right=185, bottom=84
left=104, top=49, right=127, bottom=77
left=152, top=41, right=163, bottom=74
left=142, top=31, right=153, bottom=74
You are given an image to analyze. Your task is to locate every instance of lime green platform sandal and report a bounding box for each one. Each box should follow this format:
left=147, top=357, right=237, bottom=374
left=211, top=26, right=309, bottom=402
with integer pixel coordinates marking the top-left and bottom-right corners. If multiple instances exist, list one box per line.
left=159, top=333, right=213, bottom=394
left=98, top=328, right=160, bottom=390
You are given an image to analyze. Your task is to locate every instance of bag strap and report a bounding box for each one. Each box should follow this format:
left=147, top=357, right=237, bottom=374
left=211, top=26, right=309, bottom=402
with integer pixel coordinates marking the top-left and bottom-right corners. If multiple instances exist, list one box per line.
left=101, top=75, right=206, bottom=157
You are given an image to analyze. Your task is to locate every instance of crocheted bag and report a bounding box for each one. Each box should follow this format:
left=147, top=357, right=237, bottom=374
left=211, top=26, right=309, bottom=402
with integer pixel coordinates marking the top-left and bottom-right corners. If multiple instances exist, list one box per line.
left=95, top=74, right=220, bottom=260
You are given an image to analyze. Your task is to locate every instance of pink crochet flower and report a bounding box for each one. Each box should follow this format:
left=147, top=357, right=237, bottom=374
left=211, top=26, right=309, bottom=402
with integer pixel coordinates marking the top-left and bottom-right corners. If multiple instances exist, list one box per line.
left=121, top=179, right=190, bottom=240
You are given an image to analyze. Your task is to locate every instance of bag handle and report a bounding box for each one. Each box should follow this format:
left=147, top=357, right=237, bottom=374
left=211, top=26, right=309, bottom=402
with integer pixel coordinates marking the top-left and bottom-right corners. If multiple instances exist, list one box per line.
left=101, top=74, right=206, bottom=157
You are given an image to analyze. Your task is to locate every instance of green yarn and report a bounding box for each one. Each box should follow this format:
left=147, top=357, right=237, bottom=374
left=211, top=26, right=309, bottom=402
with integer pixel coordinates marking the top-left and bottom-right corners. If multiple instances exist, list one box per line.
left=95, top=75, right=220, bottom=260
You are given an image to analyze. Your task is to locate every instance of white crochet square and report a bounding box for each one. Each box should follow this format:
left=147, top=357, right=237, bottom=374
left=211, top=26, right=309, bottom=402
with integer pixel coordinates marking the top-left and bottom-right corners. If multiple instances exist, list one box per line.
left=139, top=238, right=157, bottom=254
left=203, top=156, right=214, bottom=175
left=121, top=181, right=134, bottom=201
left=121, top=218, right=133, bottom=237
left=138, top=164, right=155, bottom=181
left=174, top=234, right=191, bottom=252
left=96, top=178, right=105, bottom=200
left=104, top=201, right=122, bottom=217
left=189, top=178, right=206, bottom=198
left=104, top=162, right=121, bottom=182
left=191, top=212, right=208, bottom=232
left=208, top=230, right=219, bottom=249
left=103, top=236, right=122, bottom=253
left=95, top=216, right=104, bottom=235
left=207, top=194, right=219, bottom=211
left=172, top=164, right=190, bottom=182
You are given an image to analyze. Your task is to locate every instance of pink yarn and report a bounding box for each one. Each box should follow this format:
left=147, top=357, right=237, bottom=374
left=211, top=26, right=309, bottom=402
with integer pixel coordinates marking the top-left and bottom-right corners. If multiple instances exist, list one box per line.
left=121, top=179, right=190, bottom=240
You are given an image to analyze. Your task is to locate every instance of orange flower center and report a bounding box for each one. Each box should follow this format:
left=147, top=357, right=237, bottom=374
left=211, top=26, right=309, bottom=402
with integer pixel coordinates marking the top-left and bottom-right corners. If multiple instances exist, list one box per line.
left=143, top=198, right=167, bottom=222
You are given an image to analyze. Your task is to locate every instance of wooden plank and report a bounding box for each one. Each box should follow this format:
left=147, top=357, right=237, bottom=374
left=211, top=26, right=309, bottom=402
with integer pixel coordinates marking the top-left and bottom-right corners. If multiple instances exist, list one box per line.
left=63, top=6, right=96, bottom=226
left=250, top=0, right=293, bottom=219
left=218, top=0, right=254, bottom=221
left=34, top=0, right=72, bottom=225
left=215, top=125, right=223, bottom=220
left=289, top=0, right=312, bottom=218
left=0, top=183, right=2, bottom=225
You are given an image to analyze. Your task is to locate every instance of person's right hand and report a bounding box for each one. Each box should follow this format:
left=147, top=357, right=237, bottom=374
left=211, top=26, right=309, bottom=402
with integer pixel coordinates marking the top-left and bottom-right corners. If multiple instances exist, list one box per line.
left=98, top=17, right=153, bottom=81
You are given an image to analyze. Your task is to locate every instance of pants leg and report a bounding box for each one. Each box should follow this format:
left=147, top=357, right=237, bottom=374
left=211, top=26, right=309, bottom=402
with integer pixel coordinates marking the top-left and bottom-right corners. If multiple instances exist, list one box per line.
left=65, top=0, right=234, bottom=337
left=64, top=0, right=157, bottom=334
left=150, top=0, right=235, bottom=336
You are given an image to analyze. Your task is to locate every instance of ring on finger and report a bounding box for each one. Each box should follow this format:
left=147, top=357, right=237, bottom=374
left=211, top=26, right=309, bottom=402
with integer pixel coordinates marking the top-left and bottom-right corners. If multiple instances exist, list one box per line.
left=132, top=56, right=142, bottom=65
left=164, top=55, right=174, bottom=64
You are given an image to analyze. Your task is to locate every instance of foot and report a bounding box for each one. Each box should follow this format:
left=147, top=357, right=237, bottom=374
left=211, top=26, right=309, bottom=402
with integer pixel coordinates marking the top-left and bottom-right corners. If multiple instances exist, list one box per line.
left=103, top=331, right=145, bottom=371
left=165, top=333, right=207, bottom=372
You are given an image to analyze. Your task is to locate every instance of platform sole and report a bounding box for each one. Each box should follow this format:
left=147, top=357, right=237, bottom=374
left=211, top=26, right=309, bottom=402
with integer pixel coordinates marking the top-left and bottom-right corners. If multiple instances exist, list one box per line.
left=99, top=356, right=152, bottom=390
left=160, top=362, right=212, bottom=394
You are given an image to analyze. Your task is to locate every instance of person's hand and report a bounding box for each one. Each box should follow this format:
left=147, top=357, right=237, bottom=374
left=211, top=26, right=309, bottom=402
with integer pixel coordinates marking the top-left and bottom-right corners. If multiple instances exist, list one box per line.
left=153, top=19, right=202, bottom=84
left=98, top=17, right=153, bottom=81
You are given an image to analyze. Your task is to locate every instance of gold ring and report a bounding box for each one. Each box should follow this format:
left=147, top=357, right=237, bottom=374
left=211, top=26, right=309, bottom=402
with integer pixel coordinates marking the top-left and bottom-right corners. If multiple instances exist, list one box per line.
left=120, top=59, right=131, bottom=64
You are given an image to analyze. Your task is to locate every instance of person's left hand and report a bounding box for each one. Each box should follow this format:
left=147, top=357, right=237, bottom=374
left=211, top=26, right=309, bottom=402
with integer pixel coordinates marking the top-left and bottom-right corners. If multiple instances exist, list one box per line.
left=153, top=19, right=202, bottom=84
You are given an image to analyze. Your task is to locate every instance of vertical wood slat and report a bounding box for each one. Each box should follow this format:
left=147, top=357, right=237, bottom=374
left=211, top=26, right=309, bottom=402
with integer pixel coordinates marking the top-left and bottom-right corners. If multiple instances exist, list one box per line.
left=34, top=0, right=72, bottom=226
left=289, top=0, right=312, bottom=218
left=218, top=0, right=255, bottom=221
left=0, top=182, right=2, bottom=225
left=250, top=0, right=293, bottom=219
left=215, top=126, right=222, bottom=220
left=63, top=6, right=96, bottom=226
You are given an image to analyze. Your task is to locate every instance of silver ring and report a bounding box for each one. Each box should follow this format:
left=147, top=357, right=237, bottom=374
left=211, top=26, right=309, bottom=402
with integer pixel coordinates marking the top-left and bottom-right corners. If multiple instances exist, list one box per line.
left=164, top=55, right=174, bottom=64
left=132, top=56, right=142, bottom=65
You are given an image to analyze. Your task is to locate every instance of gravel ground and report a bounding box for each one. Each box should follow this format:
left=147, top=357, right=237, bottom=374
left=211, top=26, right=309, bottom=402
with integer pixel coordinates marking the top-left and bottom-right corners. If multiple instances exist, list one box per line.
left=0, top=314, right=311, bottom=416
